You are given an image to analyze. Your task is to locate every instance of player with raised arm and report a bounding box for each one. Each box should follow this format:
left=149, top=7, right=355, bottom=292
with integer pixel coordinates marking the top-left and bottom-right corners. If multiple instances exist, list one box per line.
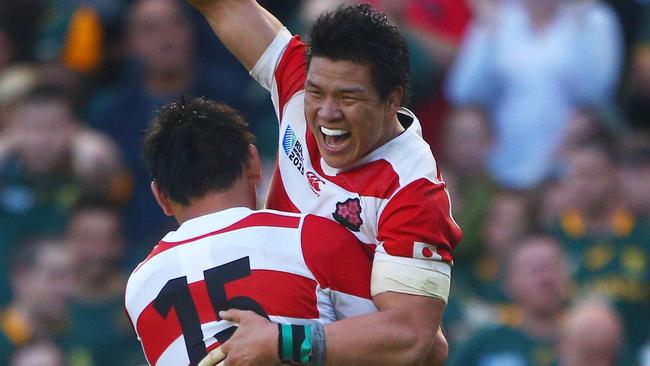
left=188, top=1, right=462, bottom=365
left=124, top=97, right=376, bottom=366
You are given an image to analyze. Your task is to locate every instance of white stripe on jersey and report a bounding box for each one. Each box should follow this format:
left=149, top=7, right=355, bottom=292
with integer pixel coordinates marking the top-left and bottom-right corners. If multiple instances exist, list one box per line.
left=155, top=336, right=189, bottom=366
left=126, top=220, right=314, bottom=322
left=331, top=290, right=379, bottom=319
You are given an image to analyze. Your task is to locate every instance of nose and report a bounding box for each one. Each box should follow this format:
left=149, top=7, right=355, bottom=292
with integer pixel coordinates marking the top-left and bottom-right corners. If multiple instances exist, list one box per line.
left=317, top=98, right=343, bottom=122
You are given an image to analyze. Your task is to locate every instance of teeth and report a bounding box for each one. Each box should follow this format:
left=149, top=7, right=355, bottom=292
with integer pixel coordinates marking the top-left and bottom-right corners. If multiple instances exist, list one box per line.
left=320, top=126, right=349, bottom=137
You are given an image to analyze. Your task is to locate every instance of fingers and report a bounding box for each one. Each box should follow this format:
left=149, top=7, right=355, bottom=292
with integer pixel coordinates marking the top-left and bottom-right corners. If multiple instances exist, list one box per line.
left=218, top=309, right=255, bottom=324
left=198, top=347, right=226, bottom=366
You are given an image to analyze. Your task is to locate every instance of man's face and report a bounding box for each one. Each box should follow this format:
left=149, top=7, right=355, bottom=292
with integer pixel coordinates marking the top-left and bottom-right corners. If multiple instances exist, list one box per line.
left=304, top=57, right=398, bottom=169
left=129, top=0, right=193, bottom=74
left=509, top=240, right=567, bottom=317
left=11, top=99, right=75, bottom=174
left=564, top=147, right=614, bottom=214
left=66, top=209, right=124, bottom=284
left=26, top=245, right=74, bottom=321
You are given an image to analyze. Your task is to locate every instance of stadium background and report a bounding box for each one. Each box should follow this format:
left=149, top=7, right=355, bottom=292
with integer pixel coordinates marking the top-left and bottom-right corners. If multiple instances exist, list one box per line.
left=0, top=0, right=648, bottom=365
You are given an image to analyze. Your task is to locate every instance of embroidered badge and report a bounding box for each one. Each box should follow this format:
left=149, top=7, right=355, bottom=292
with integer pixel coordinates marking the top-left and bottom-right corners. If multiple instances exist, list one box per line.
left=306, top=171, right=324, bottom=195
left=332, top=198, right=363, bottom=232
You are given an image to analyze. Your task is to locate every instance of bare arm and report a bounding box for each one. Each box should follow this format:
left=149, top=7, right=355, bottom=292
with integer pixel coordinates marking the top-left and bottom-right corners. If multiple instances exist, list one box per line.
left=325, top=292, right=445, bottom=366
left=216, top=292, right=445, bottom=366
left=187, top=0, right=284, bottom=70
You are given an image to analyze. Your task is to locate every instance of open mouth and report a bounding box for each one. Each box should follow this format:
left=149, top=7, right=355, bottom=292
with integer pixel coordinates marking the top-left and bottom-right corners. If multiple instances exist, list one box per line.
left=320, top=126, right=351, bottom=151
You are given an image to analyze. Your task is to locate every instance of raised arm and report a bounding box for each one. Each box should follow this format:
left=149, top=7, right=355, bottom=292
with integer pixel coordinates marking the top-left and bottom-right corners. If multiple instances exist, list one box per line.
left=187, top=0, right=284, bottom=70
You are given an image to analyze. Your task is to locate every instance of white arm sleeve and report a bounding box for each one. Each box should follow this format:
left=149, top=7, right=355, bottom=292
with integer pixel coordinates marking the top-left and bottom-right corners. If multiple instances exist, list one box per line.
left=249, top=27, right=293, bottom=91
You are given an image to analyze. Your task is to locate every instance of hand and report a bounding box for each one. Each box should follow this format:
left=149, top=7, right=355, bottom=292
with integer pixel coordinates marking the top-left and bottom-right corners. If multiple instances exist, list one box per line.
left=217, top=309, right=280, bottom=366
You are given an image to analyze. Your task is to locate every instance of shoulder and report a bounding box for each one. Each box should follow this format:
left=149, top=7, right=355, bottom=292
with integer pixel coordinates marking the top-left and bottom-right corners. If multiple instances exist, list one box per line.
left=382, top=109, right=441, bottom=188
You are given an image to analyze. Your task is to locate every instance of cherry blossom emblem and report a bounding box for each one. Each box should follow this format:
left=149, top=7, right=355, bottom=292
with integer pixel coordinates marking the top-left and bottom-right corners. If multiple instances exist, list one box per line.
left=332, top=198, right=363, bottom=232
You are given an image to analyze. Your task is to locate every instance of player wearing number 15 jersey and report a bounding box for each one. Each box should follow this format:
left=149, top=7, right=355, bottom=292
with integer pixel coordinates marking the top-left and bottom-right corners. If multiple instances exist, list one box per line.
left=124, top=97, right=375, bottom=366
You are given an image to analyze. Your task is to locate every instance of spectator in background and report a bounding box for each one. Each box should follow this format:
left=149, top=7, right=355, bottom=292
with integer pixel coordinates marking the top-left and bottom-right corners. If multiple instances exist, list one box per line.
left=0, top=84, right=126, bottom=304
left=447, top=0, right=623, bottom=189
left=10, top=341, right=65, bottom=366
left=64, top=199, right=145, bottom=366
left=442, top=106, right=495, bottom=261
left=448, top=235, right=569, bottom=366
left=0, top=85, right=80, bottom=304
left=364, top=0, right=472, bottom=154
left=0, top=238, right=73, bottom=363
left=624, top=43, right=650, bottom=132
left=619, top=137, right=650, bottom=219
left=0, top=0, right=42, bottom=72
left=550, top=137, right=650, bottom=360
left=87, top=0, right=251, bottom=265
left=444, top=189, right=532, bottom=347
left=558, top=299, right=626, bottom=366
left=34, top=0, right=130, bottom=76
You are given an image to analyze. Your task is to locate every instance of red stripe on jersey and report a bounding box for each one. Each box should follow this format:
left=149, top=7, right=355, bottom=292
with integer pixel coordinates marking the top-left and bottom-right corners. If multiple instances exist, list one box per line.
left=305, top=129, right=401, bottom=199
left=135, top=270, right=319, bottom=364
left=225, top=270, right=319, bottom=318
left=378, top=178, right=461, bottom=263
left=138, top=212, right=301, bottom=269
left=266, top=160, right=300, bottom=213
left=301, top=215, right=372, bottom=299
left=137, top=302, right=183, bottom=364
left=275, top=36, right=307, bottom=120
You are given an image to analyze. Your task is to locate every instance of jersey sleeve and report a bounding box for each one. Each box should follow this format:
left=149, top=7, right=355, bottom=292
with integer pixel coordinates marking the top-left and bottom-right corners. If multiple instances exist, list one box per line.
left=376, top=177, right=462, bottom=266
left=300, top=215, right=377, bottom=319
left=372, top=178, right=461, bottom=300
left=249, top=28, right=307, bottom=120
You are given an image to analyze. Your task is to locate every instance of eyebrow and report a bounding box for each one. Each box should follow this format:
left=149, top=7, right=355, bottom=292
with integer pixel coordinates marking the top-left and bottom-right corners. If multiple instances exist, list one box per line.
left=305, top=81, right=367, bottom=95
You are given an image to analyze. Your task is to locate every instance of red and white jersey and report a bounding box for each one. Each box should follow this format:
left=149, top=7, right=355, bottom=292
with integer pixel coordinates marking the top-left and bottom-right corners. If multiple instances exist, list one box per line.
left=251, top=29, right=462, bottom=273
left=125, top=208, right=375, bottom=366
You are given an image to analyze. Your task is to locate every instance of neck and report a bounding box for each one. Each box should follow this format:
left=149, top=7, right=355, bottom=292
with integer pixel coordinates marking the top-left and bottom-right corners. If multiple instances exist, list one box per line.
left=144, top=68, right=193, bottom=96
left=522, top=311, right=560, bottom=340
left=581, top=201, right=617, bottom=231
left=173, top=184, right=256, bottom=225
left=76, top=274, right=124, bottom=303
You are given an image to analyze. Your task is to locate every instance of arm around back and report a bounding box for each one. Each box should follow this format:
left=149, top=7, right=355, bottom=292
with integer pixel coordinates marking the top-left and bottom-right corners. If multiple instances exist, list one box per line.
left=187, top=0, right=284, bottom=70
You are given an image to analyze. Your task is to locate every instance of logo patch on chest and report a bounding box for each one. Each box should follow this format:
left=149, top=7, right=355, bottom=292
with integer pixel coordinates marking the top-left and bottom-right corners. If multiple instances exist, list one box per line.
left=282, top=125, right=304, bottom=175
left=306, top=171, right=325, bottom=195
left=333, top=198, right=363, bottom=232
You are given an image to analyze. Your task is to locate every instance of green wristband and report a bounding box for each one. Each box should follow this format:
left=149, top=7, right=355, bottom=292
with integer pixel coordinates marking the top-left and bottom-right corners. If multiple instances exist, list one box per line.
left=278, top=324, right=312, bottom=365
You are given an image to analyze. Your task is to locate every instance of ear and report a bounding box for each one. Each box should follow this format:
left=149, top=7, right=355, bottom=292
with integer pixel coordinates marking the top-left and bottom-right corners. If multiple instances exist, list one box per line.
left=244, top=144, right=262, bottom=187
left=386, top=86, right=405, bottom=111
left=151, top=181, right=174, bottom=217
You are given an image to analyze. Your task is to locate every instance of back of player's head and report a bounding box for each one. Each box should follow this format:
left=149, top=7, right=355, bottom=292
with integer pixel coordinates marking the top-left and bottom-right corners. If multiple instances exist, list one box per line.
left=308, top=3, right=410, bottom=104
left=142, top=96, right=255, bottom=205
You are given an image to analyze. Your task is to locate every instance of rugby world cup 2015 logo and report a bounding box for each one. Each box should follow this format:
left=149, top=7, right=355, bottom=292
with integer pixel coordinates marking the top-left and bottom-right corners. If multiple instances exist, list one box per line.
left=283, top=125, right=304, bottom=175
left=332, top=198, right=363, bottom=232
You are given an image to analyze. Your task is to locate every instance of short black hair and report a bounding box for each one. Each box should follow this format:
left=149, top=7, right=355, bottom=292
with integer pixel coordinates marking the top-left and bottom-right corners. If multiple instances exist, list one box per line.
left=308, top=3, right=410, bottom=104
left=142, top=96, right=255, bottom=205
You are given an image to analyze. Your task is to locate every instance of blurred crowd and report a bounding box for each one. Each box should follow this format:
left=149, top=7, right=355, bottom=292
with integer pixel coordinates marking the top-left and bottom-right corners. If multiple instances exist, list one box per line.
left=0, top=0, right=648, bottom=365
